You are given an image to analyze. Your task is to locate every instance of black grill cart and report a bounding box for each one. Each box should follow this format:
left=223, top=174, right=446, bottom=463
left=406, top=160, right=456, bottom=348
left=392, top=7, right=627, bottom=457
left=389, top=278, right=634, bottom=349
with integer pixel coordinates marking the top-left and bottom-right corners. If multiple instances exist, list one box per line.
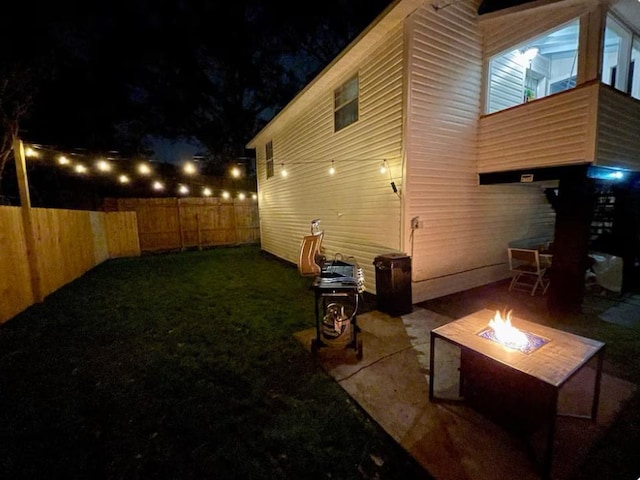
left=310, top=259, right=363, bottom=359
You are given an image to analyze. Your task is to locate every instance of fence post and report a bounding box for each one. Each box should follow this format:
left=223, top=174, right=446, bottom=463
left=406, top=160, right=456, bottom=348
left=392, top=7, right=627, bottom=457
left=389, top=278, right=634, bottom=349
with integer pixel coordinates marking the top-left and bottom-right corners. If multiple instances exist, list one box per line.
left=196, top=212, right=202, bottom=250
left=177, top=197, right=185, bottom=251
left=13, top=138, right=44, bottom=303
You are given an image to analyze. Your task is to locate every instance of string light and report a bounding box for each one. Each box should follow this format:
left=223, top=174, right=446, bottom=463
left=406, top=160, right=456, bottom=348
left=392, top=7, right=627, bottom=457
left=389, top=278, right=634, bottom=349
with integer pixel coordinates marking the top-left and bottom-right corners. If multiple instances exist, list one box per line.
left=19, top=143, right=257, bottom=200
left=280, top=163, right=288, bottom=177
left=138, top=163, right=152, bottom=175
left=25, top=147, right=40, bottom=158
left=183, top=161, right=197, bottom=175
left=328, top=160, right=335, bottom=175
left=96, top=160, right=112, bottom=172
left=222, top=191, right=230, bottom=199
left=230, top=166, right=242, bottom=178
left=252, top=193, right=257, bottom=200
left=380, top=159, right=388, bottom=174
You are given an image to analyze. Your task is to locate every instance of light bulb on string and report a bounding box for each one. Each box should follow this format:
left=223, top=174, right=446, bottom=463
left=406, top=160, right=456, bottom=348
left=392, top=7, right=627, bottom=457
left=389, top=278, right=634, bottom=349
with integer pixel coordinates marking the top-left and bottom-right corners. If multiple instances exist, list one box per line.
left=380, top=160, right=388, bottom=174
left=328, top=160, right=336, bottom=175
left=58, top=155, right=70, bottom=166
left=138, top=163, right=152, bottom=175
left=152, top=180, right=164, bottom=191
left=280, top=163, right=288, bottom=177
left=118, top=174, right=130, bottom=184
left=25, top=146, right=40, bottom=158
left=96, top=159, right=112, bottom=172
left=202, top=187, right=212, bottom=197
left=222, top=191, right=230, bottom=199
left=178, top=184, right=189, bottom=195
left=183, top=161, right=197, bottom=175
left=238, top=192, right=246, bottom=200
left=230, top=166, right=242, bottom=178
left=75, top=164, right=87, bottom=174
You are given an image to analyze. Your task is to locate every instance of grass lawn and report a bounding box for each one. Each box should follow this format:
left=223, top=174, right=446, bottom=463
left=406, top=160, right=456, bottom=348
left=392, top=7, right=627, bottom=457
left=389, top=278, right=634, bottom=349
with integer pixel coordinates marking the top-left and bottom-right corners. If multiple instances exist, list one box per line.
left=0, top=246, right=431, bottom=480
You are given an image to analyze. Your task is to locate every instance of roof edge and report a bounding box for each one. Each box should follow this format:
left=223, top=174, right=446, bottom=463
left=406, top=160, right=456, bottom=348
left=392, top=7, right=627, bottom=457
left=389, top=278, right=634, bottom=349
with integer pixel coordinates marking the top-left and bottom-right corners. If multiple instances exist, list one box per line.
left=246, top=0, right=423, bottom=149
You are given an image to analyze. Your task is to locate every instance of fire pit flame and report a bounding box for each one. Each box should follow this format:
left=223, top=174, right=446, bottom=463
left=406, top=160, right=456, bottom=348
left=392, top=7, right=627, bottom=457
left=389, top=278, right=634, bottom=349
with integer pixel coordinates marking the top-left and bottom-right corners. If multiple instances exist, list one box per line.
left=488, top=310, right=529, bottom=350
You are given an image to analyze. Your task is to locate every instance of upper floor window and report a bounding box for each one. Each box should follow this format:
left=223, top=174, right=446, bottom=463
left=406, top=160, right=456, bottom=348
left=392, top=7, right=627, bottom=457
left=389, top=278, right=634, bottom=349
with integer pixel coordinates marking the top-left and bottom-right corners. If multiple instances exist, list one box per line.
left=486, top=20, right=580, bottom=114
left=602, top=14, right=640, bottom=101
left=334, top=75, right=359, bottom=132
left=265, top=140, right=274, bottom=179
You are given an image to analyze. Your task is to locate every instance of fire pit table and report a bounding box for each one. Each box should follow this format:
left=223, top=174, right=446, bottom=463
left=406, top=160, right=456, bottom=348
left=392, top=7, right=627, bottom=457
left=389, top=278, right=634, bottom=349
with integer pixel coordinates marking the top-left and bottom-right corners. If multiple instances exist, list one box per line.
left=429, top=308, right=605, bottom=479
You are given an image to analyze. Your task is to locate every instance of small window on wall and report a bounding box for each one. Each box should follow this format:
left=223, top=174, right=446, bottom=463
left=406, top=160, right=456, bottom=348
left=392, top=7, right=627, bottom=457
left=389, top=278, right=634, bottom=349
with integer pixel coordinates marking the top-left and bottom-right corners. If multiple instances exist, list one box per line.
left=486, top=20, right=579, bottom=114
left=334, top=75, right=359, bottom=132
left=265, top=140, right=274, bottom=179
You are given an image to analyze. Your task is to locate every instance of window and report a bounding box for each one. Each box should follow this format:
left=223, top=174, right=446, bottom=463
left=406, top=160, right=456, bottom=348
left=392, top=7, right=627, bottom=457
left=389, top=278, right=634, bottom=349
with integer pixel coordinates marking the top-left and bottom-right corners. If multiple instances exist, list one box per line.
left=334, top=75, right=359, bottom=132
left=486, top=20, right=579, bottom=114
left=265, top=140, right=274, bottom=179
left=631, top=38, right=640, bottom=100
left=602, top=16, right=631, bottom=92
left=601, top=14, right=640, bottom=100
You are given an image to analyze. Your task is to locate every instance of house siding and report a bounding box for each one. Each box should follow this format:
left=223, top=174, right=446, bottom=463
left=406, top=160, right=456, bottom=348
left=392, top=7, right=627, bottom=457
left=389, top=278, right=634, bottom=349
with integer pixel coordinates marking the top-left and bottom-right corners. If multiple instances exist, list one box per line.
left=478, top=83, right=598, bottom=173
left=596, top=85, right=640, bottom=170
left=406, top=1, right=556, bottom=302
left=255, top=23, right=406, bottom=291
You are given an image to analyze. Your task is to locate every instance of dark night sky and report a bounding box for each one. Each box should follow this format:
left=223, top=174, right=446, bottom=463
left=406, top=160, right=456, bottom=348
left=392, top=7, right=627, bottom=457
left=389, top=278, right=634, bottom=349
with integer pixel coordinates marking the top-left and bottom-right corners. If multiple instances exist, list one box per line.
left=5, top=0, right=395, bottom=163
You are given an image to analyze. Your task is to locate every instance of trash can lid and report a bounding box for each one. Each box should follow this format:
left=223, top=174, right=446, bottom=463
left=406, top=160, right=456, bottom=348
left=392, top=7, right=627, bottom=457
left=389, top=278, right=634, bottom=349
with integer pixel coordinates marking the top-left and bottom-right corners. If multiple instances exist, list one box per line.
left=373, top=252, right=411, bottom=262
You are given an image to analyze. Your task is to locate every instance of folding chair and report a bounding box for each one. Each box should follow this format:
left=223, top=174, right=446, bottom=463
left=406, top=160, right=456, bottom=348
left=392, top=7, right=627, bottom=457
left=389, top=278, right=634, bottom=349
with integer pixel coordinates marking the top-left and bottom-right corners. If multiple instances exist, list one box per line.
left=297, top=232, right=324, bottom=276
left=508, top=248, right=550, bottom=295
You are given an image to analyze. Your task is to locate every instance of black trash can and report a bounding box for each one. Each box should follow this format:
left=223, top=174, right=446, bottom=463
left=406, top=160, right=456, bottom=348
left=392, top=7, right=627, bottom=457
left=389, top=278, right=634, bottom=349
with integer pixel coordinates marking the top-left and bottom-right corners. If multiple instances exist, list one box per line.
left=373, top=253, right=412, bottom=316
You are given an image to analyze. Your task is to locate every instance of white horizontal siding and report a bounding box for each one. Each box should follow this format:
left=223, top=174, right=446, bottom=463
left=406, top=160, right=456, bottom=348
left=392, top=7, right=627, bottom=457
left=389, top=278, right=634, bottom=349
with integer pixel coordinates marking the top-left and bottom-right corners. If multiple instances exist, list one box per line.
left=255, top=23, right=406, bottom=292
left=595, top=85, right=640, bottom=170
left=487, top=51, right=525, bottom=113
left=405, top=0, right=556, bottom=302
left=478, top=83, right=598, bottom=173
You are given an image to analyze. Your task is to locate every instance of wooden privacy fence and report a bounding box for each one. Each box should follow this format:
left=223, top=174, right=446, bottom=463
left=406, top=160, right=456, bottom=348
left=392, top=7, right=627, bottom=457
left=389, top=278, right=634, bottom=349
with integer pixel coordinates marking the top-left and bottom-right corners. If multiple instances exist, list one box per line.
left=104, top=197, right=260, bottom=252
left=0, top=206, right=140, bottom=324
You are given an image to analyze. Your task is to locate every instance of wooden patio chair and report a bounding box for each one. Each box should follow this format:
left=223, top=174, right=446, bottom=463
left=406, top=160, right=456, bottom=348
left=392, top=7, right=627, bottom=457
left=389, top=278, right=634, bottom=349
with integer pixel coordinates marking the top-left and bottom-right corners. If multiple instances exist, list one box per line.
left=508, top=248, right=550, bottom=296
left=297, top=232, right=324, bottom=276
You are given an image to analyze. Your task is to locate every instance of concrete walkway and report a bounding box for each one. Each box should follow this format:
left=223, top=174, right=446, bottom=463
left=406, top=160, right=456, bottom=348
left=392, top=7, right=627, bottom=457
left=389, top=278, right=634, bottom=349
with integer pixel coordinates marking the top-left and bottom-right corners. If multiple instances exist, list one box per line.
left=294, top=307, right=636, bottom=480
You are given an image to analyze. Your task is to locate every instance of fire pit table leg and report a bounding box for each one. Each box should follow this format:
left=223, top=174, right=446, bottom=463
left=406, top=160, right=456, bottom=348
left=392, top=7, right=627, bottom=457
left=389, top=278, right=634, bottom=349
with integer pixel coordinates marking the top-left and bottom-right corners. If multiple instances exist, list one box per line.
left=591, top=346, right=605, bottom=421
left=429, top=332, right=436, bottom=401
left=542, top=388, right=559, bottom=480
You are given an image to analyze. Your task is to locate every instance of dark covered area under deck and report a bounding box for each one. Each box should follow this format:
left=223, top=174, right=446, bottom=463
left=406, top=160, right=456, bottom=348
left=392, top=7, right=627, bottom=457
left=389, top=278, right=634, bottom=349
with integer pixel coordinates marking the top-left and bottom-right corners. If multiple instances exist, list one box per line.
left=480, top=164, right=640, bottom=314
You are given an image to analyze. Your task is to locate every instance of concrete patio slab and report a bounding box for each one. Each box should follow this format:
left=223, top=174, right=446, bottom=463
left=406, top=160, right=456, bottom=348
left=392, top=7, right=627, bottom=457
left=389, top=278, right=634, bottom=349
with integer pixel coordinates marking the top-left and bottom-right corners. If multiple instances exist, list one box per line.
left=294, top=307, right=637, bottom=480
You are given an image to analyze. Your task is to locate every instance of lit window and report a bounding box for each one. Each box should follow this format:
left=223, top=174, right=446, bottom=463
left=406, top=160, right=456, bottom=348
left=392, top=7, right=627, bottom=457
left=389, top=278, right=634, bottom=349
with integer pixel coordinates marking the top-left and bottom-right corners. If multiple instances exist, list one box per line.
left=334, top=75, right=359, bottom=132
left=486, top=20, right=579, bottom=114
left=630, top=38, right=640, bottom=100
left=265, top=140, right=274, bottom=179
left=602, top=15, right=633, bottom=94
